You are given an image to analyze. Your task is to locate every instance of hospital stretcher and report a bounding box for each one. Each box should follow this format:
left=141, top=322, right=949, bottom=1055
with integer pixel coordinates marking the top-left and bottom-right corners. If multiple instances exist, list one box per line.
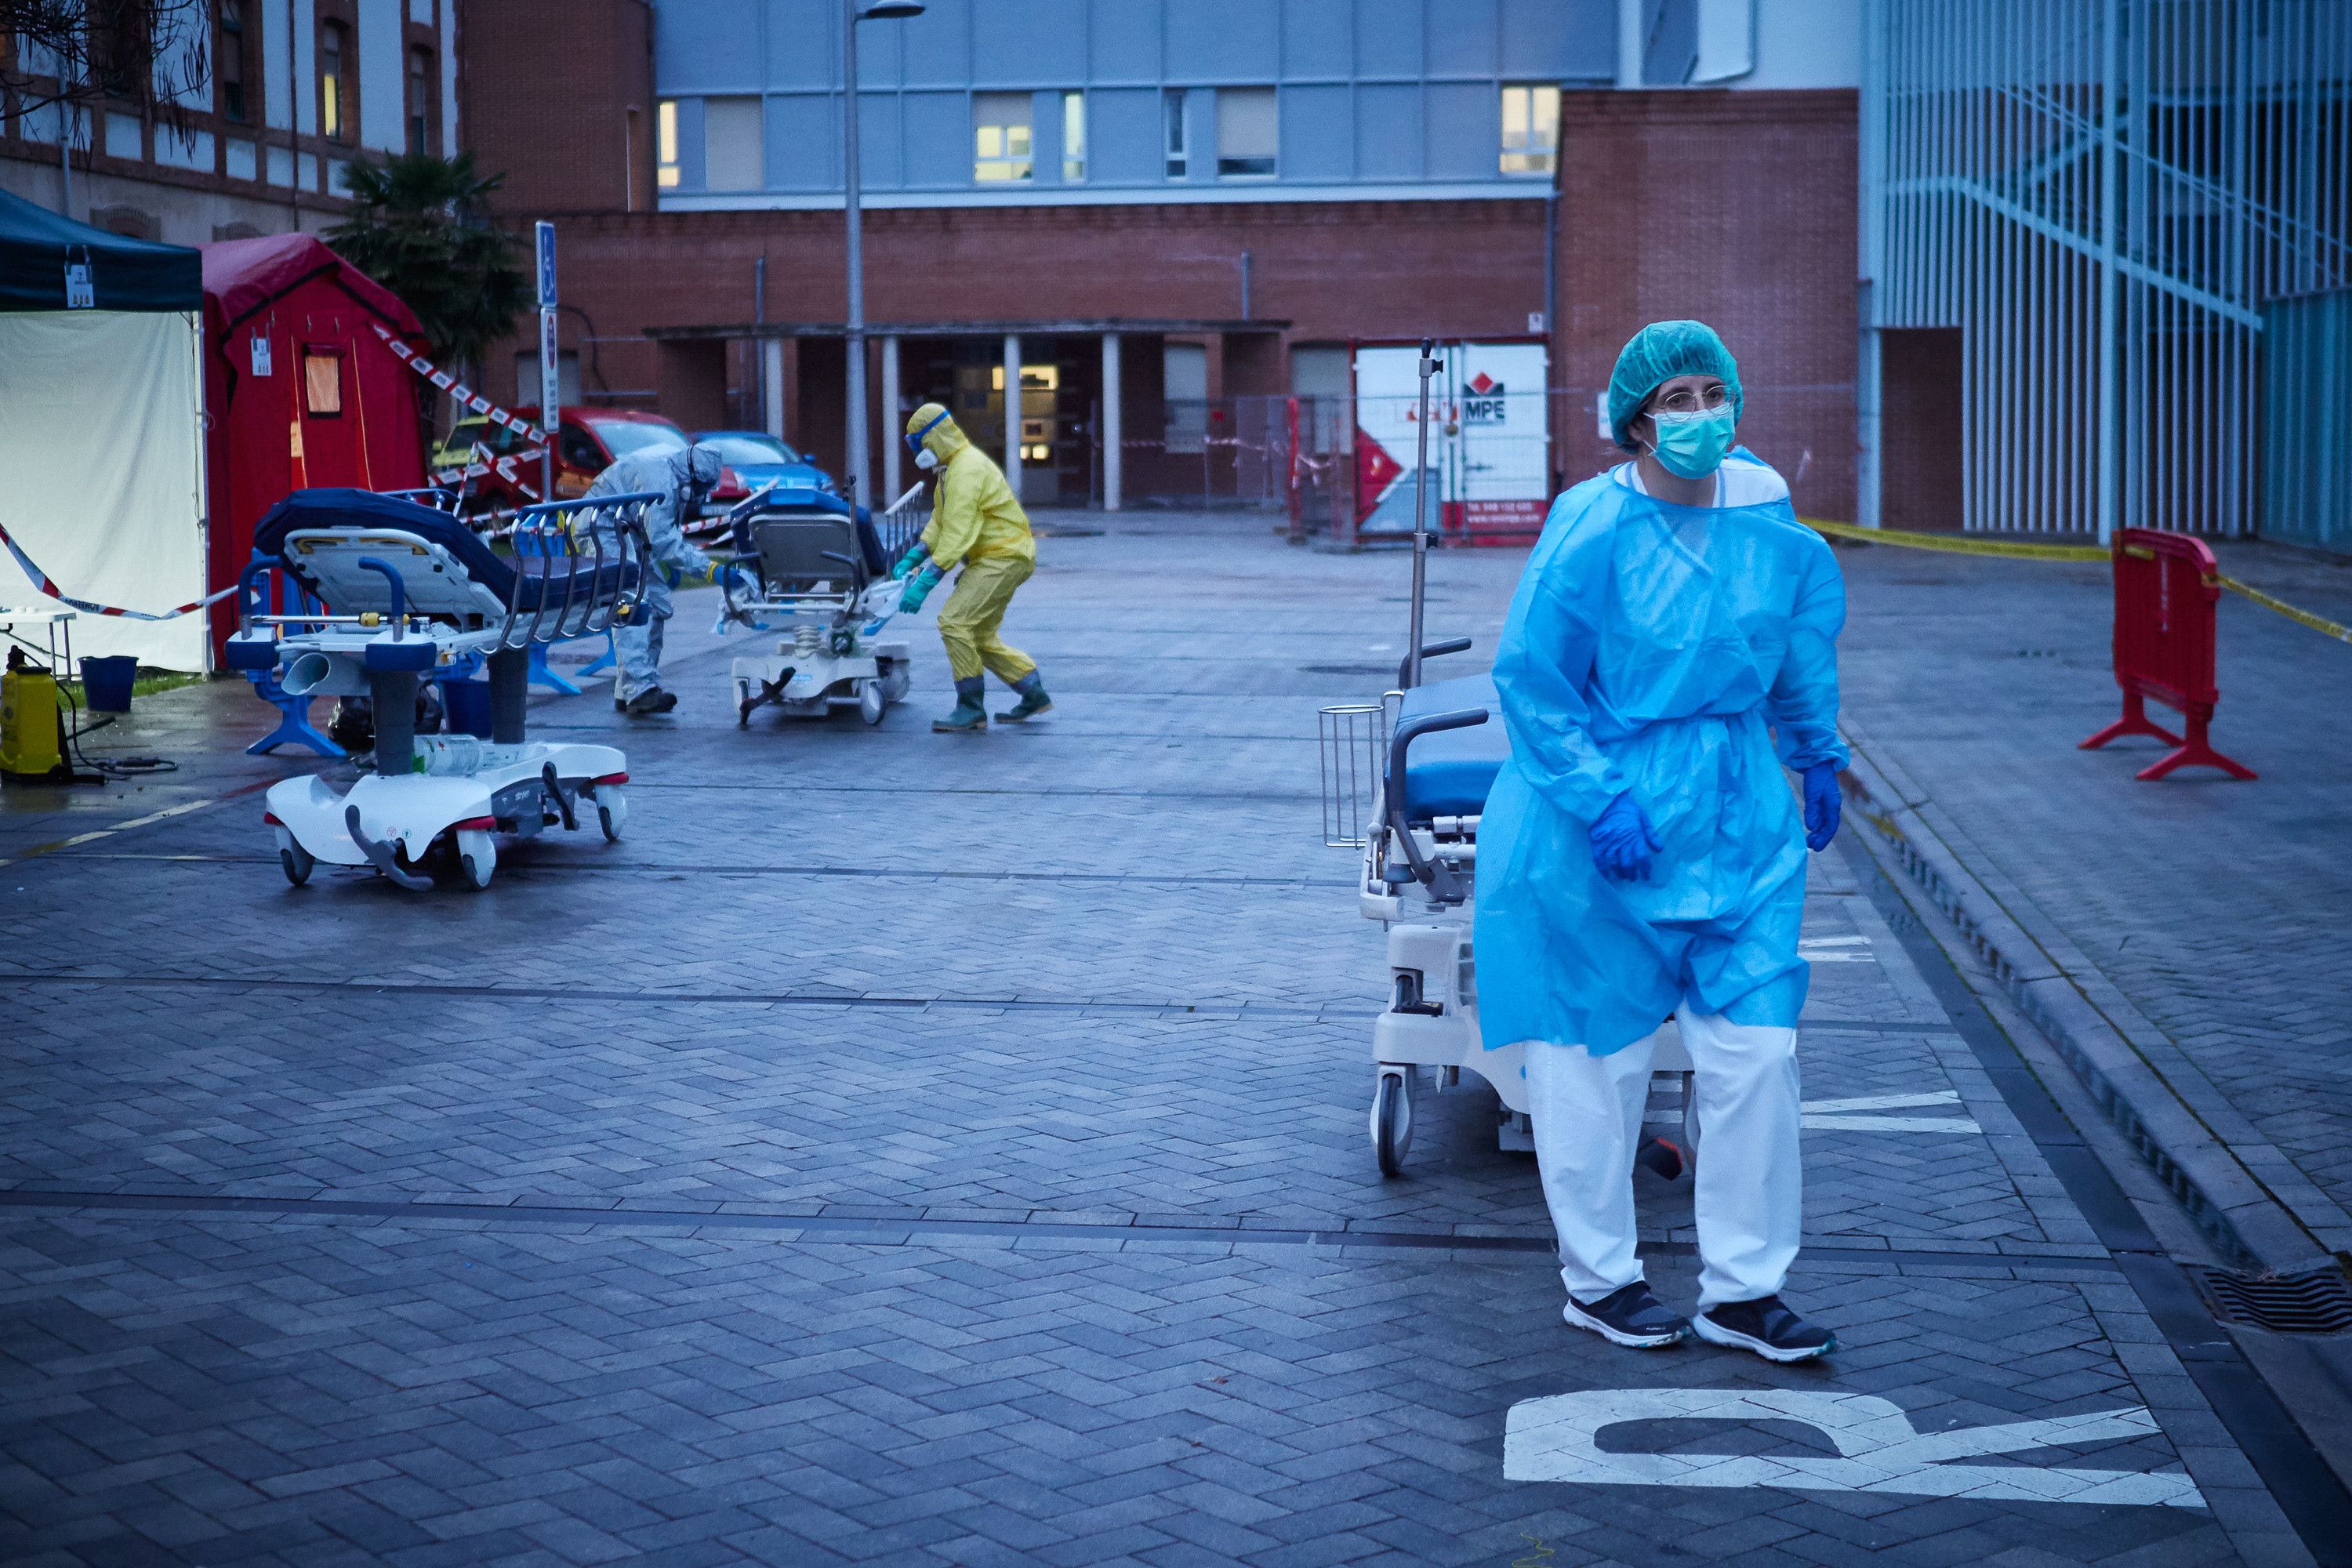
left=1359, top=646, right=1694, bottom=1174
left=711, top=491, right=909, bottom=728
left=226, top=487, right=655, bottom=891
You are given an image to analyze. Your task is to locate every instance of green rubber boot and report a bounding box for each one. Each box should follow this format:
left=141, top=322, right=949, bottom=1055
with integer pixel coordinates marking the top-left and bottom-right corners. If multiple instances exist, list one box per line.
left=933, top=677, right=988, bottom=732
left=995, top=672, right=1053, bottom=723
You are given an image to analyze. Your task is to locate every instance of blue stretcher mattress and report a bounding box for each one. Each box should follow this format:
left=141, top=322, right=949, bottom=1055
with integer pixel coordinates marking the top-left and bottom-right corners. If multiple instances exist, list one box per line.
left=253, top=488, right=639, bottom=610
left=1398, top=673, right=1508, bottom=819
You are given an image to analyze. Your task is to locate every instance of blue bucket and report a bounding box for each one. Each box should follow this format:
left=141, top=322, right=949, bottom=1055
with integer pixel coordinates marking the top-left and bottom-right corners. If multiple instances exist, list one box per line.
left=80, top=655, right=137, bottom=713
left=440, top=677, right=495, bottom=739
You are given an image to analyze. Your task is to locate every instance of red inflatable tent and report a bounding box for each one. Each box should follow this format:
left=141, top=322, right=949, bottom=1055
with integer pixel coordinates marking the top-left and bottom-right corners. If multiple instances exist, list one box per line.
left=200, top=234, right=427, bottom=651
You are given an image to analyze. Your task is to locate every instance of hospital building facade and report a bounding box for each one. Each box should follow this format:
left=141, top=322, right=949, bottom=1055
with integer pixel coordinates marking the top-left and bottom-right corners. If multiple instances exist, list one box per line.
left=469, top=0, right=1867, bottom=526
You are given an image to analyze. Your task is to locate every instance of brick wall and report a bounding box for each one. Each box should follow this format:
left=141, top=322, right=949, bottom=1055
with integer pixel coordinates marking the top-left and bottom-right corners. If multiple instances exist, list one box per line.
left=459, top=0, right=652, bottom=217
left=1878, top=327, right=1964, bottom=530
left=480, top=198, right=1553, bottom=478
left=1551, top=89, right=1860, bottom=520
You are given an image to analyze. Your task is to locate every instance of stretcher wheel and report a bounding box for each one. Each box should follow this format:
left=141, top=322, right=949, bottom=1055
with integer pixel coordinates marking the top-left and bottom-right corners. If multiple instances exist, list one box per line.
left=596, top=785, right=627, bottom=842
left=859, top=681, right=886, bottom=725
left=1372, top=1068, right=1414, bottom=1177
left=455, top=829, right=496, bottom=891
left=275, top=828, right=314, bottom=887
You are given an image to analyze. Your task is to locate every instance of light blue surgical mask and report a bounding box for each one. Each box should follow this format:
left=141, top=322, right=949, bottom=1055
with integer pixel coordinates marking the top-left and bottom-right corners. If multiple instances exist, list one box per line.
left=1645, top=407, right=1737, bottom=480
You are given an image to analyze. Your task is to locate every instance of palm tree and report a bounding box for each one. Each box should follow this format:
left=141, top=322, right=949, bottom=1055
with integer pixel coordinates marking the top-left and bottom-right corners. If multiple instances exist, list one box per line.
left=327, top=152, right=528, bottom=396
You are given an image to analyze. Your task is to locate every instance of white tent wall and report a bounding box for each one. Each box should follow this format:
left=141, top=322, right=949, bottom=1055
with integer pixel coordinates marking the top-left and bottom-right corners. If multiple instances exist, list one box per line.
left=0, top=310, right=209, bottom=671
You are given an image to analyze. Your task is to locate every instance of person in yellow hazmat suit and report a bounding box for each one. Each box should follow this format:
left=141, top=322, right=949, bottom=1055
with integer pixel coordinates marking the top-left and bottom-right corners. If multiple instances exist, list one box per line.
left=891, top=401, right=1052, bottom=732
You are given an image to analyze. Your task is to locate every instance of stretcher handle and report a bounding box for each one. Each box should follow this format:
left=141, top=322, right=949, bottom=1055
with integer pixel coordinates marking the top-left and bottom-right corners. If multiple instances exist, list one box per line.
left=1383, top=706, right=1488, bottom=906
left=356, top=557, right=406, bottom=637
left=1396, top=637, right=1472, bottom=691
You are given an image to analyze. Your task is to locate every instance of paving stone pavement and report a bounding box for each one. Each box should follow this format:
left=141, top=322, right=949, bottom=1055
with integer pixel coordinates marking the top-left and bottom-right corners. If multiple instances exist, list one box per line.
left=1831, top=542, right=2352, bottom=1254
left=0, top=511, right=2317, bottom=1565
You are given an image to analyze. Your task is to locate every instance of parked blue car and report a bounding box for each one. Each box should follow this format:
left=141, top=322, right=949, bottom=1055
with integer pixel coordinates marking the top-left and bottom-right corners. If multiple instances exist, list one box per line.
left=691, top=431, right=839, bottom=500
left=695, top=429, right=892, bottom=574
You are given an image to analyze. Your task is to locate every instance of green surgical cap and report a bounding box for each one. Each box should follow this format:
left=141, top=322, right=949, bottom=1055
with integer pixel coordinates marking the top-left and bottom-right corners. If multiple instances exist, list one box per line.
left=1606, top=320, right=1744, bottom=452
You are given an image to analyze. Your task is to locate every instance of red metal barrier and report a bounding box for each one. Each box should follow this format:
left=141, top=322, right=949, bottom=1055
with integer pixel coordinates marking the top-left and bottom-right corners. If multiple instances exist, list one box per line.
left=2079, top=528, right=2256, bottom=781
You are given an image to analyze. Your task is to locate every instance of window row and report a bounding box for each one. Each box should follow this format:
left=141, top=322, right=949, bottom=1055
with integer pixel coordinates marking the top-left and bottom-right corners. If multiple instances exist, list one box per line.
left=656, top=82, right=1559, bottom=192
left=210, top=1, right=440, bottom=155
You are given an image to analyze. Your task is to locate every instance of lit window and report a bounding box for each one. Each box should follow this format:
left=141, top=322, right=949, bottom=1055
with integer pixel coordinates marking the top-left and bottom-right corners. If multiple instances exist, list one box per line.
left=303, top=350, right=343, bottom=417
left=973, top=93, right=1033, bottom=183
left=1215, top=87, right=1276, bottom=179
left=1062, top=90, right=1085, bottom=182
left=406, top=49, right=433, bottom=154
left=1501, top=84, right=1559, bottom=176
left=318, top=21, right=347, bottom=143
left=656, top=100, right=679, bottom=187
left=1163, top=89, right=1187, bottom=179
left=219, top=1, right=247, bottom=122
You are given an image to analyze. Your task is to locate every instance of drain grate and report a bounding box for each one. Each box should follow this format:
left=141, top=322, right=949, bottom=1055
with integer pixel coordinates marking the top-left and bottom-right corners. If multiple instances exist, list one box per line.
left=2196, top=1264, right=2352, bottom=1334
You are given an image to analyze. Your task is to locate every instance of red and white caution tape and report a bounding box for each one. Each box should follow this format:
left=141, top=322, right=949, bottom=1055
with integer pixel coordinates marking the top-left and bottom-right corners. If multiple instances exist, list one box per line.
left=432, top=448, right=543, bottom=500
left=373, top=323, right=546, bottom=502
left=0, top=518, right=239, bottom=621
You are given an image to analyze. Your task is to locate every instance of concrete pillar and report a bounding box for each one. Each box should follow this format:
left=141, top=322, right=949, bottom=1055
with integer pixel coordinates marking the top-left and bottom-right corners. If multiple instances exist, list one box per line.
left=880, top=334, right=902, bottom=502
left=1102, top=332, right=1123, bottom=512
left=1004, top=332, right=1023, bottom=501
left=760, top=338, right=786, bottom=441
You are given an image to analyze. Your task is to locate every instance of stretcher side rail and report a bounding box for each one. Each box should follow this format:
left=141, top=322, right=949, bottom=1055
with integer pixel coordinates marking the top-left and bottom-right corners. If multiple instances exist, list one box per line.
left=1382, top=706, right=1488, bottom=905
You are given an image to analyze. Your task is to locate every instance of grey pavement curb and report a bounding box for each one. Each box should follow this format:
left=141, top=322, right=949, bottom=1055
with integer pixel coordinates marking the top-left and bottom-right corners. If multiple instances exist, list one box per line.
left=1837, top=732, right=2333, bottom=1277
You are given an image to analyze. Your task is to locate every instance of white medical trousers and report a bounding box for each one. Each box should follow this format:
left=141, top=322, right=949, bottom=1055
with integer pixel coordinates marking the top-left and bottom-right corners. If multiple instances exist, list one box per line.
left=1526, top=1013, right=1802, bottom=1310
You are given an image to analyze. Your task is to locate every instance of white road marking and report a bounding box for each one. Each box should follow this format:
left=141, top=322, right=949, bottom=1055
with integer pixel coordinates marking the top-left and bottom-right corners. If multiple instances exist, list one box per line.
left=1503, top=1388, right=2204, bottom=1508
left=0, top=795, right=226, bottom=870
left=1802, top=1115, right=1983, bottom=1133
left=1804, top=1090, right=1962, bottom=1114
left=1801, top=1089, right=1980, bottom=1134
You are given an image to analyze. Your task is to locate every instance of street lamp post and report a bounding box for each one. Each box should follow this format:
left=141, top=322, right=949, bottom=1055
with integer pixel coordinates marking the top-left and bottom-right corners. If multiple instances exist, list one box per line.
left=843, top=1, right=924, bottom=505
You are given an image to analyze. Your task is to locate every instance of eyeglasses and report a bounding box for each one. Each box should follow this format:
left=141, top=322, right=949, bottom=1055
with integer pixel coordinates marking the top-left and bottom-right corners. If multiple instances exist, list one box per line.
left=1648, top=384, right=1730, bottom=416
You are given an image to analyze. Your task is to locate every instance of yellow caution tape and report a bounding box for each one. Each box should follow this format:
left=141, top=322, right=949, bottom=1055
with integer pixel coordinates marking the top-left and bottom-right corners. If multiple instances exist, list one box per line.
left=1801, top=517, right=2352, bottom=647
left=2212, top=575, right=2352, bottom=645
left=1801, top=517, right=2111, bottom=562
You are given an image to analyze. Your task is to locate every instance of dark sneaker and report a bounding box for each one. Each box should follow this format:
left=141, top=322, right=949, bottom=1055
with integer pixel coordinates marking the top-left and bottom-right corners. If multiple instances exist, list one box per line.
left=623, top=688, right=677, bottom=717
left=1562, top=1283, right=1690, bottom=1348
left=1693, top=1295, right=1837, bottom=1362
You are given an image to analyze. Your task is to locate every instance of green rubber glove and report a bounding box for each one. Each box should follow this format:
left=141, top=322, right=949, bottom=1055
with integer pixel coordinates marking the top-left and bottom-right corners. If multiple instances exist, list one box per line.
left=898, top=563, right=944, bottom=615
left=890, top=541, right=931, bottom=580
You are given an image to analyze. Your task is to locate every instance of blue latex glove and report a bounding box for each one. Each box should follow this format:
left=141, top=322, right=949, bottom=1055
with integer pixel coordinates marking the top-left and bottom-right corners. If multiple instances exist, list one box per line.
left=898, top=563, right=943, bottom=615
left=711, top=562, right=747, bottom=592
left=1802, top=762, right=1842, bottom=851
left=890, top=541, right=931, bottom=580
left=1589, top=793, right=1663, bottom=883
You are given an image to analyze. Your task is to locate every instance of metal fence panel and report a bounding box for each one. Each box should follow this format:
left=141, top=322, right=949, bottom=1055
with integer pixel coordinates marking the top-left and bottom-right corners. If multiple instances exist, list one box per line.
left=1868, top=0, right=2352, bottom=537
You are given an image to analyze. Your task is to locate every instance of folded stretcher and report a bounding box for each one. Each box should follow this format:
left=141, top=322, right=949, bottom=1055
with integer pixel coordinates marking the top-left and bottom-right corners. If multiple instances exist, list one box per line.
left=227, top=487, right=655, bottom=891
left=1360, top=645, right=1693, bottom=1174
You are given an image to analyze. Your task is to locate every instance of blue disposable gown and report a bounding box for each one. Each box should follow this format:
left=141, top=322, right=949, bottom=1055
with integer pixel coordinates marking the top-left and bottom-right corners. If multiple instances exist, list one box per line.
left=1473, top=456, right=1849, bottom=1056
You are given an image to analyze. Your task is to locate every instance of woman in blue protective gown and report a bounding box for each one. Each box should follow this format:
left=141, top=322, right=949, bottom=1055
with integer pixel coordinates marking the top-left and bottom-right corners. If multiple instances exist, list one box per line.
left=1474, top=321, right=1849, bottom=1363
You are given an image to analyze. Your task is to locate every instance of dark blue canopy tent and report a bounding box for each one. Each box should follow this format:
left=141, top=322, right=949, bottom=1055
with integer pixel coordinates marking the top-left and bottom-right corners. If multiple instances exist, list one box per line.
left=0, top=186, right=201, bottom=314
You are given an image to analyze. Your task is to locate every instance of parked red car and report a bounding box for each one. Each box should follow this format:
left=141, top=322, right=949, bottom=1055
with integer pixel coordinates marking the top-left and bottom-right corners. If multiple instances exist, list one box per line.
left=430, top=406, right=745, bottom=514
